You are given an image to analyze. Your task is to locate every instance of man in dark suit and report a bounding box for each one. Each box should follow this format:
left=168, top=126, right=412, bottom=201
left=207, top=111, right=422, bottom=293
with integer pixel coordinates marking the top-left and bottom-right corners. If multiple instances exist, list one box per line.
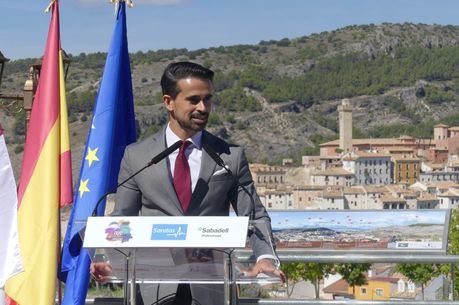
left=94, top=62, right=284, bottom=304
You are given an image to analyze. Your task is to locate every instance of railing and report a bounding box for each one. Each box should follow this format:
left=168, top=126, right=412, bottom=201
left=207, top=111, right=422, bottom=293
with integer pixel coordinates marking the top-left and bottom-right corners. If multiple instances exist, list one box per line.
left=235, top=249, right=459, bottom=305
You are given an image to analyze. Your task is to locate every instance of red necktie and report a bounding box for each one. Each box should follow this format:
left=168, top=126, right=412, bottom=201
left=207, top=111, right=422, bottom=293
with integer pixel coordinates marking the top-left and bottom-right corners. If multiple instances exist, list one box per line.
left=173, top=141, right=192, bottom=213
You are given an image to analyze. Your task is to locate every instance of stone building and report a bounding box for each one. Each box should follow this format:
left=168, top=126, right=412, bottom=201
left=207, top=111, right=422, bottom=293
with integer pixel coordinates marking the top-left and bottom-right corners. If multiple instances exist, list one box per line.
left=392, top=155, right=421, bottom=185
left=310, top=168, right=355, bottom=186
left=292, top=186, right=324, bottom=209
left=250, top=164, right=286, bottom=187
left=342, top=152, right=392, bottom=185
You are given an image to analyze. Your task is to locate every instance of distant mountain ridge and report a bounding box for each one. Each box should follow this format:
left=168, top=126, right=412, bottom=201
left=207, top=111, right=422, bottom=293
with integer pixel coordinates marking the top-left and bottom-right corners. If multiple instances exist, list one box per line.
left=2, top=22, right=459, bottom=181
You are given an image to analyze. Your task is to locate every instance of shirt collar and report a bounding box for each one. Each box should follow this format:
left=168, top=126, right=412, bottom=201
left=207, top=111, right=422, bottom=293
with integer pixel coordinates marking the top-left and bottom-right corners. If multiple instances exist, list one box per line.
left=166, top=123, right=202, bottom=149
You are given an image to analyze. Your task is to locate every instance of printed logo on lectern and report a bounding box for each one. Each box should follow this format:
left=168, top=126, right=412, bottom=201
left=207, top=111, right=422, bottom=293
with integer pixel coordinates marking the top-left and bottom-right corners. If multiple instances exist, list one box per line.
left=151, top=224, right=188, bottom=240
left=105, top=219, right=132, bottom=243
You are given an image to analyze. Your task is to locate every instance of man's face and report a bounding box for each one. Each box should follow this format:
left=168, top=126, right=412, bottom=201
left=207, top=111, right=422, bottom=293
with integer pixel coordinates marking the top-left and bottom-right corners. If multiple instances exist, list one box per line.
left=164, top=77, right=213, bottom=139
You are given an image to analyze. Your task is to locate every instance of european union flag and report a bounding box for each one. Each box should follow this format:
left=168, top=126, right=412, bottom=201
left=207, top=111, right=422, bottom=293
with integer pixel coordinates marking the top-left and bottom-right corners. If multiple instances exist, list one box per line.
left=59, top=3, right=137, bottom=304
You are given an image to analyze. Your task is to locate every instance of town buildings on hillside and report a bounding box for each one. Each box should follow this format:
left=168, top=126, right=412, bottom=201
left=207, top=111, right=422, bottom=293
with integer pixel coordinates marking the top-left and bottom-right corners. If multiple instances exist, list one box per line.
left=250, top=99, right=459, bottom=212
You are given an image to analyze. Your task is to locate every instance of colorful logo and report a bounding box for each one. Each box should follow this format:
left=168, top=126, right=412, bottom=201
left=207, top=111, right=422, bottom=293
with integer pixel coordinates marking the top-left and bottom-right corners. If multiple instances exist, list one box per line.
left=151, top=224, right=188, bottom=240
left=105, top=219, right=133, bottom=243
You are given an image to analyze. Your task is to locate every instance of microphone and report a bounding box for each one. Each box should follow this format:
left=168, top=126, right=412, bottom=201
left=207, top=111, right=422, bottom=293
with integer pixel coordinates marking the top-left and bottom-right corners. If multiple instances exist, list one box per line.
left=91, top=140, right=182, bottom=216
left=202, top=143, right=256, bottom=226
left=204, top=143, right=281, bottom=268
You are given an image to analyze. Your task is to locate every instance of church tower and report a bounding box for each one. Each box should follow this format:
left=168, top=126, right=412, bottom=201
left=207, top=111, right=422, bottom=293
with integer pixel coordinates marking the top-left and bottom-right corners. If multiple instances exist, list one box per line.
left=338, top=99, right=353, bottom=153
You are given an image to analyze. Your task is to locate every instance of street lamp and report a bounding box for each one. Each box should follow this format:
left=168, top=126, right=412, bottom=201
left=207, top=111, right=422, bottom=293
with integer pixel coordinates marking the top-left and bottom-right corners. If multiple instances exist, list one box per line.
left=0, top=49, right=71, bottom=124
left=62, top=49, right=71, bottom=80
left=32, top=48, right=71, bottom=81
left=0, top=50, right=23, bottom=115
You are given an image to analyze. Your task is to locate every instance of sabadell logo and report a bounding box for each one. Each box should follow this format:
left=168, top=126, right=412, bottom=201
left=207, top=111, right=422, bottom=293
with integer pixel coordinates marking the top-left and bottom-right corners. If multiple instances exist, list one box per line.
left=198, top=227, right=230, bottom=234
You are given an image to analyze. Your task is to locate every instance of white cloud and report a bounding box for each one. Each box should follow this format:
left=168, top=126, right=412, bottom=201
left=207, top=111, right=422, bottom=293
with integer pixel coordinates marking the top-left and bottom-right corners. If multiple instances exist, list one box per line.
left=76, top=0, right=189, bottom=7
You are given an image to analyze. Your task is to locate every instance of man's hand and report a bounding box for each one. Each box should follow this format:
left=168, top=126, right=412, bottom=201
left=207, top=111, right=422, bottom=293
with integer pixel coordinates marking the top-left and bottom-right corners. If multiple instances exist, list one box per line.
left=90, top=262, right=113, bottom=283
left=243, top=258, right=286, bottom=283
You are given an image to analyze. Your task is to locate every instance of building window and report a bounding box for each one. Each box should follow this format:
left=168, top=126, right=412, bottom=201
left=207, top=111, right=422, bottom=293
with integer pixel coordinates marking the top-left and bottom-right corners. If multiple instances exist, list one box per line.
left=375, top=288, right=384, bottom=296
left=361, top=288, right=367, bottom=294
left=398, top=281, right=405, bottom=292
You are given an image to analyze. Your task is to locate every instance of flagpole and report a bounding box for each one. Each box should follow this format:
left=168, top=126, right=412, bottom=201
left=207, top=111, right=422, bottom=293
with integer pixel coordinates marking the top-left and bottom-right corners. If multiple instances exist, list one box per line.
left=58, top=208, right=62, bottom=305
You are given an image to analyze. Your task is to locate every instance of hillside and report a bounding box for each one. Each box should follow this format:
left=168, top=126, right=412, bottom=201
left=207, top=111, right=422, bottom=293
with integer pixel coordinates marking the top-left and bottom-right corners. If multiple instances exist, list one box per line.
left=3, top=23, right=459, bottom=180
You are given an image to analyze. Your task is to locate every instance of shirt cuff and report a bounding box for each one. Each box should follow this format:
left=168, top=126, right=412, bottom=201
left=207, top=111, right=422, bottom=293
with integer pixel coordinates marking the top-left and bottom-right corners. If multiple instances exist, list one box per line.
left=256, top=254, right=280, bottom=268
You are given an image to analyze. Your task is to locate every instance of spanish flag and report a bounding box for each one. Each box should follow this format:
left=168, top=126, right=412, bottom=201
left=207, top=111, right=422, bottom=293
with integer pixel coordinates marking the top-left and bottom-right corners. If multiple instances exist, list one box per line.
left=5, top=0, right=73, bottom=304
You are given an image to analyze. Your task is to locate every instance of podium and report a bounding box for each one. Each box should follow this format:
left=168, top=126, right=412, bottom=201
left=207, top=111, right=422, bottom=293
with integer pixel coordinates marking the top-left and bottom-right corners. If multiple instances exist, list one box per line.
left=79, top=216, right=280, bottom=305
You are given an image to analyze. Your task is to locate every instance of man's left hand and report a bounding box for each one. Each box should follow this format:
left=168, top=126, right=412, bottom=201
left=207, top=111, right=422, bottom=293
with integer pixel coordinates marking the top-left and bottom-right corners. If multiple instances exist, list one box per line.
left=243, top=258, right=286, bottom=283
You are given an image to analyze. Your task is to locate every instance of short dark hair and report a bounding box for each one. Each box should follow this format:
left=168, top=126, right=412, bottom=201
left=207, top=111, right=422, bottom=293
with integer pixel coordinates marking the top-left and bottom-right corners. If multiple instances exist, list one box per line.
left=160, top=62, right=214, bottom=99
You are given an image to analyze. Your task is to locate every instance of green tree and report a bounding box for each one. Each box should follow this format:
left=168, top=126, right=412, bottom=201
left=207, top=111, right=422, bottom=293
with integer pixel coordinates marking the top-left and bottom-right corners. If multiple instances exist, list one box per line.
left=335, top=263, right=371, bottom=296
left=281, top=262, right=334, bottom=298
left=13, top=110, right=27, bottom=136
left=395, top=263, right=440, bottom=300
left=448, top=210, right=459, bottom=299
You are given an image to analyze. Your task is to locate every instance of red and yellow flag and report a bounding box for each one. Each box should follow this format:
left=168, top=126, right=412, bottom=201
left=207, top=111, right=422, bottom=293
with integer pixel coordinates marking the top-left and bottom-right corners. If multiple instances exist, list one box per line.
left=5, top=0, right=73, bottom=304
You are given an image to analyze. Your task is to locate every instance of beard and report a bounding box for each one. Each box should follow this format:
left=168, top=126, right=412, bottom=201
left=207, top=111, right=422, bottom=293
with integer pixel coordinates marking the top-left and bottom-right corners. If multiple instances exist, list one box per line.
left=179, top=111, right=209, bottom=133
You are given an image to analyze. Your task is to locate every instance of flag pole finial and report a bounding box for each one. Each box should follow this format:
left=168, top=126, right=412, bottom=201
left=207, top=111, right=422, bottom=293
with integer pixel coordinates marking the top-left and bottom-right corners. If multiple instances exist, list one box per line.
left=109, top=0, right=134, bottom=8
left=44, top=0, right=56, bottom=13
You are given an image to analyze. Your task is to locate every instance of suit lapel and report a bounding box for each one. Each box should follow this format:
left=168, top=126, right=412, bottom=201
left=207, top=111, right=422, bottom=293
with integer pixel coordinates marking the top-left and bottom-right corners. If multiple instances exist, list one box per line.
left=188, top=131, right=217, bottom=215
left=150, top=128, right=184, bottom=215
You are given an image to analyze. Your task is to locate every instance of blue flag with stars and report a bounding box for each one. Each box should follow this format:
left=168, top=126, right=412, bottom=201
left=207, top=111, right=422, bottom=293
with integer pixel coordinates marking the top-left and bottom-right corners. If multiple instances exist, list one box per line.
left=59, top=3, right=137, bottom=304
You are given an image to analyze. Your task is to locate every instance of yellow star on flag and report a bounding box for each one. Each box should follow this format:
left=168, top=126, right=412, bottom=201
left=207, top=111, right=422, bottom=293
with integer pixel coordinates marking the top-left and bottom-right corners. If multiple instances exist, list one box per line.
left=79, top=179, right=90, bottom=198
left=85, top=147, right=100, bottom=167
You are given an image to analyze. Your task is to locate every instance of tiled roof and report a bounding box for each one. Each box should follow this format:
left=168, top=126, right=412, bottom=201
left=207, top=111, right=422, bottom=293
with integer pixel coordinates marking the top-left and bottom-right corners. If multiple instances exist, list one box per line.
left=321, top=138, right=430, bottom=147
left=380, top=195, right=406, bottom=203
left=427, top=181, right=459, bottom=189
left=439, top=190, right=459, bottom=197
left=323, top=191, right=344, bottom=198
left=417, top=194, right=439, bottom=201
left=392, top=156, right=421, bottom=162
left=311, top=168, right=354, bottom=176
left=344, top=186, right=366, bottom=194
left=323, top=279, right=350, bottom=295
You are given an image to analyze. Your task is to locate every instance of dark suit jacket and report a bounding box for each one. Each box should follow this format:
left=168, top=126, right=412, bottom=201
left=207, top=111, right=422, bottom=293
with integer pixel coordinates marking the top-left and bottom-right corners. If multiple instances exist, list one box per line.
left=112, top=127, right=275, bottom=259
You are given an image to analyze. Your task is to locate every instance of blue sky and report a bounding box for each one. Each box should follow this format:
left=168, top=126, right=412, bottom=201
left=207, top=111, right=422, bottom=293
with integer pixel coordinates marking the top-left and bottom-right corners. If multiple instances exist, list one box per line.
left=2, top=0, right=459, bottom=59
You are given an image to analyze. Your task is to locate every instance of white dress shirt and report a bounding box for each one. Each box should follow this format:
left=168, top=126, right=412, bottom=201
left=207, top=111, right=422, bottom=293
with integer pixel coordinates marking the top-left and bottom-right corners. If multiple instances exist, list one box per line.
left=165, top=124, right=202, bottom=192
